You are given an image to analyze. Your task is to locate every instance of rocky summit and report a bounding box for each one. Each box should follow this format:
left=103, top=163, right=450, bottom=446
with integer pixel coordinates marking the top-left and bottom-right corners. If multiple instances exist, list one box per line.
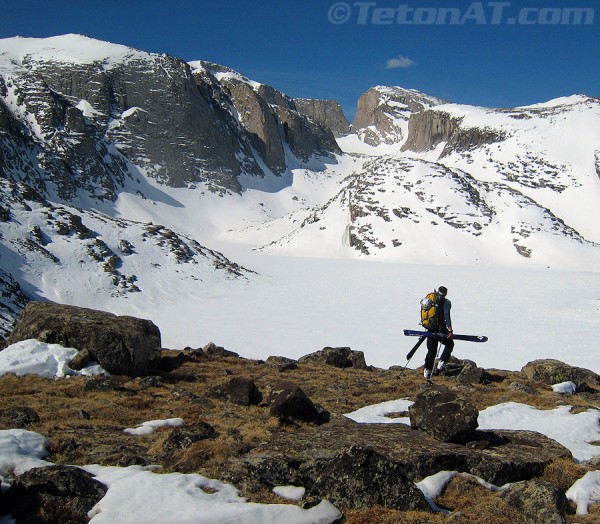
left=0, top=35, right=339, bottom=201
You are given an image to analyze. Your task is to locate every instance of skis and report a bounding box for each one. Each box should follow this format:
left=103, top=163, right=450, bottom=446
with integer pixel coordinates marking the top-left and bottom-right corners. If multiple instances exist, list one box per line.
left=405, top=335, right=427, bottom=361
left=403, top=329, right=488, bottom=343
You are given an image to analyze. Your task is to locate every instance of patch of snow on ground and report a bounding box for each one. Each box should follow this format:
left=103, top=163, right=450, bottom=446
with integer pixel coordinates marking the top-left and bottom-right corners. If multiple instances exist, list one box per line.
left=0, top=340, right=105, bottom=378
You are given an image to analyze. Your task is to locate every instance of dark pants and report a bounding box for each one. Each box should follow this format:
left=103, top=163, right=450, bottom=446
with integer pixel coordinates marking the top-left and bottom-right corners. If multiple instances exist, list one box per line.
left=425, top=333, right=454, bottom=370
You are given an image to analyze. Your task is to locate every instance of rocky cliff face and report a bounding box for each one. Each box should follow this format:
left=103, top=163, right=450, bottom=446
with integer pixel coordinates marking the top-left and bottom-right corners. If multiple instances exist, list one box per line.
left=294, top=98, right=351, bottom=137
left=400, top=110, right=457, bottom=152
left=0, top=269, right=29, bottom=339
left=195, top=63, right=341, bottom=174
left=0, top=35, right=340, bottom=203
left=400, top=109, right=506, bottom=155
left=352, top=86, right=445, bottom=146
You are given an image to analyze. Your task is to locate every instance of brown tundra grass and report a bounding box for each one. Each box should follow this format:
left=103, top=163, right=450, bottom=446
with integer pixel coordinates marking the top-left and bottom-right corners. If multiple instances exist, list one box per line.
left=1, top=349, right=599, bottom=523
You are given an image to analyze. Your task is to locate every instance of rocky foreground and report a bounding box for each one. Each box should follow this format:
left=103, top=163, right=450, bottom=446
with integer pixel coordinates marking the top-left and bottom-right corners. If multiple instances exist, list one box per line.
left=1, top=302, right=599, bottom=523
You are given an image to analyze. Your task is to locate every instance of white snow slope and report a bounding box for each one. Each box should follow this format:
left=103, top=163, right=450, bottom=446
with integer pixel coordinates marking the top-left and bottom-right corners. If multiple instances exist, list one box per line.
left=0, top=35, right=599, bottom=376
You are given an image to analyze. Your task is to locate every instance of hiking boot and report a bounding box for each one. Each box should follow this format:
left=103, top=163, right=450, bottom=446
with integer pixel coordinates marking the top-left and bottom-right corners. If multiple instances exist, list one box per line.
left=424, top=369, right=432, bottom=379
left=437, top=360, right=447, bottom=372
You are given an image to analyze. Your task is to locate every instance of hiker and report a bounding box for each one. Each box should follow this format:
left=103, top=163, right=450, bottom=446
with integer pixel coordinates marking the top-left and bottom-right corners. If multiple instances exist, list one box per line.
left=423, top=285, right=453, bottom=379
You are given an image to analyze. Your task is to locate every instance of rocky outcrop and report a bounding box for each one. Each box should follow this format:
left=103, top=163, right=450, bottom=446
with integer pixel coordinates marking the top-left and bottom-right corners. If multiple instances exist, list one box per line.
left=401, top=108, right=505, bottom=155
left=409, top=384, right=479, bottom=442
left=298, top=346, right=368, bottom=370
left=294, top=98, right=351, bottom=137
left=353, top=86, right=444, bottom=146
left=400, top=109, right=458, bottom=152
left=6, top=465, right=107, bottom=523
left=0, top=268, right=29, bottom=339
left=441, top=123, right=506, bottom=157
left=193, top=62, right=340, bottom=176
left=228, top=416, right=572, bottom=511
left=8, top=301, right=161, bottom=376
left=521, top=359, right=600, bottom=392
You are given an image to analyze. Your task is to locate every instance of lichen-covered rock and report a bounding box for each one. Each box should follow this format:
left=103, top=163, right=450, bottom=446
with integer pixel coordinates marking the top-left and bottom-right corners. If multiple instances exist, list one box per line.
left=521, top=359, right=600, bottom=392
left=209, top=377, right=263, bottom=406
left=509, top=381, right=539, bottom=395
left=304, top=444, right=430, bottom=511
left=499, top=479, right=569, bottom=524
left=7, top=465, right=107, bottom=523
left=409, top=384, right=479, bottom=442
left=8, top=301, right=161, bottom=376
left=228, top=416, right=572, bottom=511
left=298, top=347, right=367, bottom=370
left=265, top=356, right=299, bottom=372
left=202, top=342, right=239, bottom=358
left=458, top=360, right=489, bottom=384
left=160, top=422, right=216, bottom=457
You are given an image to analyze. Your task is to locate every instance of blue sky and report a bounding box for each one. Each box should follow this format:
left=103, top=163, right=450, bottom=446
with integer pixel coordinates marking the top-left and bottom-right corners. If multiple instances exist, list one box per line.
left=1, top=0, right=598, bottom=120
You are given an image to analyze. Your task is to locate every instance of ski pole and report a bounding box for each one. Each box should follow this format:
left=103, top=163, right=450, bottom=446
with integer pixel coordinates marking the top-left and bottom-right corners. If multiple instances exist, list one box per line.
left=399, top=336, right=426, bottom=377
left=431, top=341, right=442, bottom=379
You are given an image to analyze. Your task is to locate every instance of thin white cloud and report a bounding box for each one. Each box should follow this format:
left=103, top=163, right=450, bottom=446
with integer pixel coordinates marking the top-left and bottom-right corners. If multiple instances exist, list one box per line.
left=385, top=55, right=416, bottom=69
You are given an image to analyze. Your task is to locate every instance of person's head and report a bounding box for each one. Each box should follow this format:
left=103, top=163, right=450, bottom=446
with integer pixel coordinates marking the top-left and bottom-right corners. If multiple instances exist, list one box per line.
left=438, top=286, right=448, bottom=296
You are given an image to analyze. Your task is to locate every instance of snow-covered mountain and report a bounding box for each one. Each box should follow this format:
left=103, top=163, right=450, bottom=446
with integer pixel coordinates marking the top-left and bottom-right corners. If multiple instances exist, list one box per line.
left=1, top=34, right=599, bottom=338
left=0, top=34, right=339, bottom=200
left=0, top=179, right=250, bottom=337
left=257, top=95, right=600, bottom=267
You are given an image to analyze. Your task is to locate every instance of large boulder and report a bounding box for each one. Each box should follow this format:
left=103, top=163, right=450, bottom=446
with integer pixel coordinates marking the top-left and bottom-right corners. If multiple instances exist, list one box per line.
left=521, top=359, right=600, bottom=392
left=409, top=384, right=479, bottom=442
left=228, top=416, right=572, bottom=511
left=298, top=444, right=429, bottom=511
left=7, top=301, right=161, bottom=376
left=6, top=465, right=107, bottom=523
left=298, top=347, right=368, bottom=370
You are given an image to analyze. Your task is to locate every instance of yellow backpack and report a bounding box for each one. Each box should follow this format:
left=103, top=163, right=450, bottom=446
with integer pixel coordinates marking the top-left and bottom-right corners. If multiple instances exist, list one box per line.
left=420, top=290, right=443, bottom=330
